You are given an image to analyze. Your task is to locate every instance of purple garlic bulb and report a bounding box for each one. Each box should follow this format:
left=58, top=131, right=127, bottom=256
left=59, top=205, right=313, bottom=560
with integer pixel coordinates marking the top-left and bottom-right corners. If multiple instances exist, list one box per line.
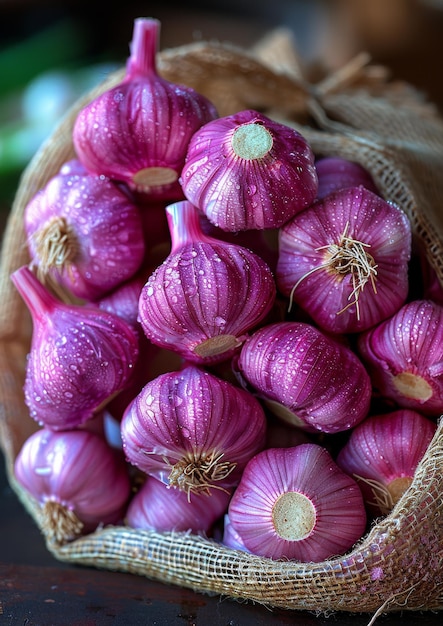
left=73, top=17, right=218, bottom=198
left=121, top=364, right=267, bottom=497
left=24, top=159, right=145, bottom=301
left=277, top=186, right=411, bottom=334
left=227, top=444, right=367, bottom=562
left=336, top=409, right=437, bottom=516
left=138, top=200, right=277, bottom=364
left=237, top=321, right=372, bottom=434
left=180, top=109, right=318, bottom=231
left=315, top=156, right=379, bottom=200
left=11, top=266, right=139, bottom=430
left=126, top=475, right=231, bottom=534
left=358, top=299, right=443, bottom=416
left=14, top=427, right=131, bottom=543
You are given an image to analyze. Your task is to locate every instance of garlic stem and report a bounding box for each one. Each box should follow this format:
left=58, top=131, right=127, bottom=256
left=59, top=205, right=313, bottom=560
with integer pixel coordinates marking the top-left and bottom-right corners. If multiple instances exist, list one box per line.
left=126, top=18, right=179, bottom=187
left=126, top=17, right=159, bottom=79
left=11, top=264, right=56, bottom=323
left=166, top=201, right=211, bottom=252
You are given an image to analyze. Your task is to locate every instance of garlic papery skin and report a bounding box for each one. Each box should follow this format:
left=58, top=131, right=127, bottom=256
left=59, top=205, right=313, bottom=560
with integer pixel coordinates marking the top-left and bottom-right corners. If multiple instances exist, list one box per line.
left=126, top=475, right=231, bottom=534
left=120, top=365, right=267, bottom=497
left=94, top=271, right=146, bottom=328
left=277, top=186, right=411, bottom=334
left=336, top=409, right=437, bottom=516
left=227, top=444, right=367, bottom=562
left=73, top=18, right=218, bottom=198
left=222, top=513, right=250, bottom=552
left=237, top=321, right=372, bottom=434
left=180, top=109, right=318, bottom=231
left=14, top=428, right=131, bottom=544
left=11, top=266, right=139, bottom=430
left=138, top=201, right=277, bottom=364
left=24, top=159, right=145, bottom=302
left=92, top=272, right=185, bottom=422
left=315, top=157, right=379, bottom=200
left=357, top=299, right=443, bottom=415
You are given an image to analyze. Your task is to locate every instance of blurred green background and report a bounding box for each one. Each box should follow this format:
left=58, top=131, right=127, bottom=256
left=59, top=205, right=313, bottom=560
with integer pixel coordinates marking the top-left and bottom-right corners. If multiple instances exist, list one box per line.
left=1, top=0, right=443, bottom=240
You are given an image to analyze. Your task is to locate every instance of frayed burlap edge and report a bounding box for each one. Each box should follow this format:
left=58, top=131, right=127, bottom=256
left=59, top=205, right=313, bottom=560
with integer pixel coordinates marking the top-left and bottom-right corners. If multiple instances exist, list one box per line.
left=1, top=30, right=443, bottom=617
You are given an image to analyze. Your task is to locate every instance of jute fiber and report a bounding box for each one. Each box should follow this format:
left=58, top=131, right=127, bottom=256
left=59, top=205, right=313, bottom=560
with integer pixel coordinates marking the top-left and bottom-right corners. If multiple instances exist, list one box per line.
left=1, top=30, right=443, bottom=616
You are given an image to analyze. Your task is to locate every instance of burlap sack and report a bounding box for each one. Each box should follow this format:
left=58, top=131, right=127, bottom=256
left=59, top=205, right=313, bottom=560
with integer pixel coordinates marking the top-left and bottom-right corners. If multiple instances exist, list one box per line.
left=1, top=29, right=443, bottom=619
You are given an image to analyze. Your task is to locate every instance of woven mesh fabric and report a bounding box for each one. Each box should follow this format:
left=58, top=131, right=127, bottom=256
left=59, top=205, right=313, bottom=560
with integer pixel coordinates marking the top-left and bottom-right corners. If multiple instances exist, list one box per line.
left=1, top=31, right=443, bottom=615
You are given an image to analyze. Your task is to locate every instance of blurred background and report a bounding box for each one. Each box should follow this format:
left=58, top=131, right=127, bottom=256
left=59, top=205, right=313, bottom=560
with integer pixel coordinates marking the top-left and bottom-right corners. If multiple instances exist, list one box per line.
left=1, top=0, right=443, bottom=240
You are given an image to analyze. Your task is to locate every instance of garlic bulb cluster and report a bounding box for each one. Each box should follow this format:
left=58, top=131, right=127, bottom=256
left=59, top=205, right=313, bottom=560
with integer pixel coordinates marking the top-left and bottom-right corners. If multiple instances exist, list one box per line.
left=12, top=15, right=441, bottom=563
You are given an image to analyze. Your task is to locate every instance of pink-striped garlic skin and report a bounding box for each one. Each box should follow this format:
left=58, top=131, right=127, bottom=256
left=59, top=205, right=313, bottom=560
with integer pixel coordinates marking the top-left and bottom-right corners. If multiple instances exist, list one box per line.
left=120, top=365, right=267, bottom=496
left=180, top=109, right=318, bottom=231
left=138, top=201, right=277, bottom=364
left=11, top=266, right=139, bottom=431
left=315, top=156, right=379, bottom=200
left=126, top=476, right=231, bottom=534
left=357, top=299, right=443, bottom=416
left=237, top=321, right=372, bottom=434
left=277, top=186, right=411, bottom=334
left=14, top=428, right=131, bottom=541
left=222, top=513, right=250, bottom=553
left=93, top=272, right=146, bottom=328
left=227, top=444, right=367, bottom=562
left=73, top=18, right=218, bottom=198
left=24, top=159, right=145, bottom=302
left=336, top=409, right=437, bottom=516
